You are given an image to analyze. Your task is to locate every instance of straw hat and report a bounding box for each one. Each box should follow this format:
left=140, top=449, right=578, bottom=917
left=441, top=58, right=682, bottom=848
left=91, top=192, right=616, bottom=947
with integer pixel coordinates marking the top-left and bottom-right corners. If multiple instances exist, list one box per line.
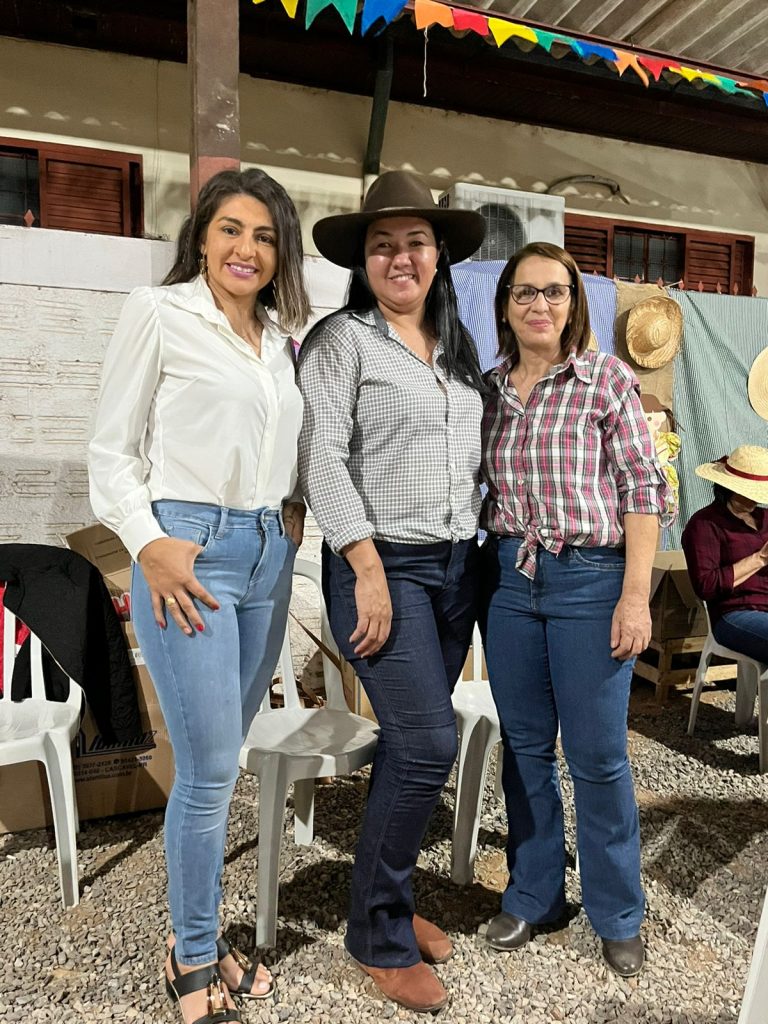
left=748, top=347, right=768, bottom=421
left=626, top=296, right=683, bottom=369
left=313, top=170, right=486, bottom=268
left=695, top=445, right=768, bottom=503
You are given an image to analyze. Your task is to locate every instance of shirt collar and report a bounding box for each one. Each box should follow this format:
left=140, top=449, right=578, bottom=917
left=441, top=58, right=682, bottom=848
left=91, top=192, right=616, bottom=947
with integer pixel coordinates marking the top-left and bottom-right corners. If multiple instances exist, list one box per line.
left=165, top=275, right=292, bottom=343
left=488, top=347, right=594, bottom=390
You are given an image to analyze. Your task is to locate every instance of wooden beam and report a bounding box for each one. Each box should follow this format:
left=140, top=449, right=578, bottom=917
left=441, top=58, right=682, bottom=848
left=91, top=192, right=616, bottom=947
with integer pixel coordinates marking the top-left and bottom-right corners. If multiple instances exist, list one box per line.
left=188, top=0, right=240, bottom=201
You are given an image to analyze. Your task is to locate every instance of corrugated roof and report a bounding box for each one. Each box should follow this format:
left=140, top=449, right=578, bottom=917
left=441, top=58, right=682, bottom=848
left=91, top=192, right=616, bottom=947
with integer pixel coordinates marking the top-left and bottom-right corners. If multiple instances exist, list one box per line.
left=464, top=0, right=768, bottom=77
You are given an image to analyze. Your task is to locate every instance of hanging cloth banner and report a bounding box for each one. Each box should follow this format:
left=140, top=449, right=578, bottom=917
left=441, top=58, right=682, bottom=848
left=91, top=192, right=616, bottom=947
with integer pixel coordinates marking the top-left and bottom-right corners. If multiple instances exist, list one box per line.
left=251, top=0, right=768, bottom=109
left=613, top=49, right=649, bottom=87
left=361, top=0, right=408, bottom=35
left=414, top=0, right=453, bottom=30
left=452, top=9, right=489, bottom=37
left=305, top=0, right=357, bottom=31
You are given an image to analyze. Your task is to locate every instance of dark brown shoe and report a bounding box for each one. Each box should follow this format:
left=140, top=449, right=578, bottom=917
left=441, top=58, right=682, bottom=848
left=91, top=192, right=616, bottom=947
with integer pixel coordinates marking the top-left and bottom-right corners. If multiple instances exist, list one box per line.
left=352, top=958, right=449, bottom=1013
left=413, top=915, right=453, bottom=964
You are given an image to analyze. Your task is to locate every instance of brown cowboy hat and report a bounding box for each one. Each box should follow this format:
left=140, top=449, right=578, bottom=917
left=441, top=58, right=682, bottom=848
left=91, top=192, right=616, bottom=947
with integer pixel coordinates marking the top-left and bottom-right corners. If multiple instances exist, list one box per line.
left=695, top=445, right=768, bottom=504
left=313, top=170, right=486, bottom=268
left=626, top=296, right=683, bottom=369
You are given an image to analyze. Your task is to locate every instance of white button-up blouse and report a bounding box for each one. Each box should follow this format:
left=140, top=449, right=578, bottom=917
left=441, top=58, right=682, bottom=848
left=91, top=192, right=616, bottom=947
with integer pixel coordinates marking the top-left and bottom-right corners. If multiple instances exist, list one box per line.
left=88, top=276, right=303, bottom=561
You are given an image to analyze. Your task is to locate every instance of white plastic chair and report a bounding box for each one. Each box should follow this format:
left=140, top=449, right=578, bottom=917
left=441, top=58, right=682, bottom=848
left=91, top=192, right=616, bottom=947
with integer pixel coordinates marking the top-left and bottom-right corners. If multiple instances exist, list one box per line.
left=0, top=607, right=83, bottom=907
left=238, top=557, right=380, bottom=947
left=450, top=624, right=502, bottom=886
left=687, top=604, right=768, bottom=773
left=738, top=884, right=768, bottom=1023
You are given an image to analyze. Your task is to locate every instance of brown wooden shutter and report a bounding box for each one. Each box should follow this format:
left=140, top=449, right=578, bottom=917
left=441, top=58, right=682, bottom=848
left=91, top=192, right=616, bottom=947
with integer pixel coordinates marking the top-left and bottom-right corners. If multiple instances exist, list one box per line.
left=564, top=215, right=610, bottom=276
left=4, top=140, right=146, bottom=237
left=684, top=236, right=733, bottom=292
left=41, top=157, right=126, bottom=235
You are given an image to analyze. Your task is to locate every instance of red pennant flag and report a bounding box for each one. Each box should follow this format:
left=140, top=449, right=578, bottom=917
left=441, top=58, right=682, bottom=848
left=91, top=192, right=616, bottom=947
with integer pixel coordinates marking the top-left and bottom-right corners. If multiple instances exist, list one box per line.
left=453, top=9, right=489, bottom=36
left=638, top=56, right=667, bottom=81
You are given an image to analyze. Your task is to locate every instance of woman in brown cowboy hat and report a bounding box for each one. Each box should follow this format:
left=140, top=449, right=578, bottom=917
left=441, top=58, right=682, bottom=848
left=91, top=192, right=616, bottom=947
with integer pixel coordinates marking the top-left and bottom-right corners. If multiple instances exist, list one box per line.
left=297, top=170, right=486, bottom=1012
left=682, top=445, right=768, bottom=662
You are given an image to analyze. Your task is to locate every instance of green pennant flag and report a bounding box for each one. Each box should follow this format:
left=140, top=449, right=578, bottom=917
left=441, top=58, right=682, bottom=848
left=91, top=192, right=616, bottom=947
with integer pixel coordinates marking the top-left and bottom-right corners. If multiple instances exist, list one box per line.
left=305, top=0, right=358, bottom=32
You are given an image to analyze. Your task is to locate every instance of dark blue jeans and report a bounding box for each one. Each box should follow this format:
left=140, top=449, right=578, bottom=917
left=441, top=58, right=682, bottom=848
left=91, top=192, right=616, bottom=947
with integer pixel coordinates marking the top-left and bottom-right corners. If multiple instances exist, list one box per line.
left=481, top=536, right=645, bottom=941
left=713, top=609, right=768, bottom=663
left=323, top=538, right=478, bottom=968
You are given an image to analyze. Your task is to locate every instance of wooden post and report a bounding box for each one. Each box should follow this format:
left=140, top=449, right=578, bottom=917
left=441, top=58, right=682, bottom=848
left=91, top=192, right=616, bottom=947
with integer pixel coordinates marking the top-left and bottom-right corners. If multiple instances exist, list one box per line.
left=188, top=0, right=240, bottom=202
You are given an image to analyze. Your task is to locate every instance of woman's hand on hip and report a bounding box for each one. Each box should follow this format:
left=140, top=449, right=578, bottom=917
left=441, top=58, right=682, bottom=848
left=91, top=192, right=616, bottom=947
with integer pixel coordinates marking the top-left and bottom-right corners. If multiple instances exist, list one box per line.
left=610, top=590, right=651, bottom=660
left=342, top=538, right=393, bottom=657
left=137, top=537, right=220, bottom=635
left=283, top=502, right=305, bottom=548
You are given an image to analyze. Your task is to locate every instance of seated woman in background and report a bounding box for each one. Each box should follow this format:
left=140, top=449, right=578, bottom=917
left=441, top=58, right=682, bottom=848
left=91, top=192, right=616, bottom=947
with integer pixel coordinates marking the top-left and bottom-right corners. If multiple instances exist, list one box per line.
left=682, top=446, right=768, bottom=662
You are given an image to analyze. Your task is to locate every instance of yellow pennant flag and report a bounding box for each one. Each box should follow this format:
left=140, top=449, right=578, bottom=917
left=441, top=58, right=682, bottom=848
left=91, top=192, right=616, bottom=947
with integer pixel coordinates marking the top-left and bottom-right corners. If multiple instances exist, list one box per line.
left=252, top=0, right=300, bottom=17
left=488, top=18, right=537, bottom=47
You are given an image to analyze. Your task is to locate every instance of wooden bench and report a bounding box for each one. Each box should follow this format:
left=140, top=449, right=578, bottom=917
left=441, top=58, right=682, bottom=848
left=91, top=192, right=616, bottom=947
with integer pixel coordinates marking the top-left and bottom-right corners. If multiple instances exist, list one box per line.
left=633, top=634, right=738, bottom=704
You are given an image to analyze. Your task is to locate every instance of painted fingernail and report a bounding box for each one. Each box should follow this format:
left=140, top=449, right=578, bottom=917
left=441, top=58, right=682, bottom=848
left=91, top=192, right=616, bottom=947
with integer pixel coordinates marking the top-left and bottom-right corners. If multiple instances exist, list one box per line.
left=196, top=624, right=204, bottom=632
left=159, top=621, right=166, bottom=630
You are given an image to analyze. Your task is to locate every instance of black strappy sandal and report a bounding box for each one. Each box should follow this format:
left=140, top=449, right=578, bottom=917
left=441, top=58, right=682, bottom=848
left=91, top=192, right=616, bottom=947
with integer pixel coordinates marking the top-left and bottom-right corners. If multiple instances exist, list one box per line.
left=165, top=947, right=242, bottom=1024
left=216, top=935, right=276, bottom=1001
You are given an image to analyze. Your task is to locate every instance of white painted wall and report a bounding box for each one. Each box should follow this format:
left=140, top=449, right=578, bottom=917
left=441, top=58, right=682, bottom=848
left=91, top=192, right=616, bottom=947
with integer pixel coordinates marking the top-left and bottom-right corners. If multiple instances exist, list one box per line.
left=2, top=35, right=768, bottom=291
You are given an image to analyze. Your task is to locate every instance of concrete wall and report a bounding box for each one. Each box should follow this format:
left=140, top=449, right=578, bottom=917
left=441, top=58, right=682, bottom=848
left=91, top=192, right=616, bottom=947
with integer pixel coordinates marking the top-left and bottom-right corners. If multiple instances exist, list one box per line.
left=0, top=226, right=348, bottom=546
left=2, top=35, right=768, bottom=291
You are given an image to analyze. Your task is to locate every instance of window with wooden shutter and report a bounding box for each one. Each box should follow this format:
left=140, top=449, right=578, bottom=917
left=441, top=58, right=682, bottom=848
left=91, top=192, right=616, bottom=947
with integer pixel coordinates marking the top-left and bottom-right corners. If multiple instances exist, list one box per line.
left=565, top=214, right=754, bottom=294
left=0, top=138, right=142, bottom=238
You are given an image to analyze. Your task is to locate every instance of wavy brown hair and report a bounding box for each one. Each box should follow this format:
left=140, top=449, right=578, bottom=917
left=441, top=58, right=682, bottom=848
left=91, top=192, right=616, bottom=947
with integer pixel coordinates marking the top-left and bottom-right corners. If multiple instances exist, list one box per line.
left=495, top=241, right=591, bottom=367
left=163, top=168, right=310, bottom=334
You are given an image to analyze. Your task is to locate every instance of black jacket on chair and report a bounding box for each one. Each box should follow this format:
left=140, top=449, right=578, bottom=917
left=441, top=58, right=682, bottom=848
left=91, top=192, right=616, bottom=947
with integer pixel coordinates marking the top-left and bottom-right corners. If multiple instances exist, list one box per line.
left=0, top=544, right=140, bottom=744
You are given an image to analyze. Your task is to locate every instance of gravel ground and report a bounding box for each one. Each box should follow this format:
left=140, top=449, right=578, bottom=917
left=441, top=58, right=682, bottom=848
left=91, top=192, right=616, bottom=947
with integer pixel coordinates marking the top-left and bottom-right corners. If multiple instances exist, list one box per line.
left=1, top=682, right=767, bottom=1024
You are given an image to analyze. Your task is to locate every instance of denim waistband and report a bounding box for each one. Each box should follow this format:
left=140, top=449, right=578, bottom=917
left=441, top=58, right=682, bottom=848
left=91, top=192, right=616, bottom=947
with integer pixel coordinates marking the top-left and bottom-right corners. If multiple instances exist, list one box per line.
left=152, top=500, right=282, bottom=531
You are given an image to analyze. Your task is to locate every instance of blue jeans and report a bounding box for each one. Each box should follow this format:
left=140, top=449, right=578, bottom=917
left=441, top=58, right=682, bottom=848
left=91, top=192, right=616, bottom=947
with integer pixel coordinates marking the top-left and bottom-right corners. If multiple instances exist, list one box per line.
left=714, top=609, right=768, bottom=663
left=323, top=538, right=478, bottom=968
left=131, top=500, right=296, bottom=965
left=481, top=536, right=644, bottom=941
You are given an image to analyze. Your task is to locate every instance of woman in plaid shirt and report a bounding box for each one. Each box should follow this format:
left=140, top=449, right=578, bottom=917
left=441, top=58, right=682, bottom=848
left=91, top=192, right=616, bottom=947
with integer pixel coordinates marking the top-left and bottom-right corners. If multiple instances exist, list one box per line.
left=298, top=171, right=487, bottom=1013
left=480, top=242, right=671, bottom=978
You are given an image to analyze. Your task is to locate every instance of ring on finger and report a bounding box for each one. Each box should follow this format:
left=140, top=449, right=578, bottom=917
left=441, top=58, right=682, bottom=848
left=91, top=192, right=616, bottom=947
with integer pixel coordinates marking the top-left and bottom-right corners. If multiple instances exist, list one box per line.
left=165, top=595, right=178, bottom=606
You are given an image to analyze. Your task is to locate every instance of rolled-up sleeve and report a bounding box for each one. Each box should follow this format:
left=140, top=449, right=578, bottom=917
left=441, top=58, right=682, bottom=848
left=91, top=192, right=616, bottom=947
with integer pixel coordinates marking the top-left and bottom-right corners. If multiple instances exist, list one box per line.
left=602, top=365, right=676, bottom=528
left=88, top=287, right=167, bottom=561
left=297, top=318, right=374, bottom=553
left=682, top=516, right=734, bottom=601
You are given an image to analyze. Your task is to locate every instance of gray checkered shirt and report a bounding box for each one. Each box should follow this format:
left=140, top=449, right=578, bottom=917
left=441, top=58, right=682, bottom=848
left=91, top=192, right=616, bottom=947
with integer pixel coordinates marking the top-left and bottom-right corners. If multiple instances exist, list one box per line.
left=297, top=308, right=483, bottom=553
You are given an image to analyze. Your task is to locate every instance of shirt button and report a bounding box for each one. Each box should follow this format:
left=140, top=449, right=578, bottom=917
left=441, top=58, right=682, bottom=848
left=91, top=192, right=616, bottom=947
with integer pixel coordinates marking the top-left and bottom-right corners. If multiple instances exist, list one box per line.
left=517, top=477, right=525, bottom=485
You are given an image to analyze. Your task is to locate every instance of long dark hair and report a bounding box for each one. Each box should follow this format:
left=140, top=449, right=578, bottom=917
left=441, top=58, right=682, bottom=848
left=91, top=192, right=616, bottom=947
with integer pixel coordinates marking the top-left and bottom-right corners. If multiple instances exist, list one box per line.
left=163, top=168, right=310, bottom=334
left=308, top=226, right=484, bottom=391
left=495, top=241, right=591, bottom=367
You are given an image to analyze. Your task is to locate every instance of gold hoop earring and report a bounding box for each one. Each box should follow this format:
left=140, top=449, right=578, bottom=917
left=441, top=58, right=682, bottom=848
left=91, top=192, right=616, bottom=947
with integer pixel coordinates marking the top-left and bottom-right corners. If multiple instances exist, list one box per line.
left=198, top=252, right=208, bottom=280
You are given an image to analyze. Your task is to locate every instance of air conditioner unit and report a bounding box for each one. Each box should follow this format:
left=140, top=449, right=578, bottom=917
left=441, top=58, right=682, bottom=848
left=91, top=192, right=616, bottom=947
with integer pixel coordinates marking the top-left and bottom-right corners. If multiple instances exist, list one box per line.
left=438, top=183, right=565, bottom=261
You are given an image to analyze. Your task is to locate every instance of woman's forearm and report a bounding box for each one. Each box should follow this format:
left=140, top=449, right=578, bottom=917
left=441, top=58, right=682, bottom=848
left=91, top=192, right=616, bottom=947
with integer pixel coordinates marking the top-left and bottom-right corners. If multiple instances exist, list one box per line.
left=621, top=512, right=659, bottom=598
left=732, top=546, right=768, bottom=587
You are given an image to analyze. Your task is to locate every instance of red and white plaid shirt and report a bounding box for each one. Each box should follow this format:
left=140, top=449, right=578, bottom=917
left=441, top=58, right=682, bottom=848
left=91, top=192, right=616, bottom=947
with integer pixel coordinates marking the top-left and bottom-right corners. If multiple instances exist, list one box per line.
left=481, top=349, right=673, bottom=578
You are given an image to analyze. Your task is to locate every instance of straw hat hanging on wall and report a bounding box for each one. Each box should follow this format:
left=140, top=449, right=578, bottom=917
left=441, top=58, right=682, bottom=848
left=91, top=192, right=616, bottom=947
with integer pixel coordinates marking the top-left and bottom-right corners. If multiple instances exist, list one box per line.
left=748, top=347, right=768, bottom=421
left=626, top=296, right=683, bottom=369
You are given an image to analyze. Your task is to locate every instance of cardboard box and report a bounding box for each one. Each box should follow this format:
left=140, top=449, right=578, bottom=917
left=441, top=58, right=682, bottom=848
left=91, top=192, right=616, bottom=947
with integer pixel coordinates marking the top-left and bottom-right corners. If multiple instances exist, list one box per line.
left=0, top=524, right=173, bottom=834
left=0, top=621, right=173, bottom=834
left=649, top=550, right=707, bottom=641
left=66, top=522, right=132, bottom=618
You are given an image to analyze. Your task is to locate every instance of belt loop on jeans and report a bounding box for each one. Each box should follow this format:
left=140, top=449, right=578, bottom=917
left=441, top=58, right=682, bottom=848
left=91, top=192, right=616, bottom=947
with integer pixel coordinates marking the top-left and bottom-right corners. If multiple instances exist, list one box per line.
left=215, top=506, right=229, bottom=538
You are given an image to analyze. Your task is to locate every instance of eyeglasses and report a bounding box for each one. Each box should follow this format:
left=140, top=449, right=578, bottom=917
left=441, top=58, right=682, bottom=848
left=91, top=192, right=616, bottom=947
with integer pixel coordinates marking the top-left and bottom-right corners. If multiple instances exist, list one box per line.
left=507, top=284, right=574, bottom=305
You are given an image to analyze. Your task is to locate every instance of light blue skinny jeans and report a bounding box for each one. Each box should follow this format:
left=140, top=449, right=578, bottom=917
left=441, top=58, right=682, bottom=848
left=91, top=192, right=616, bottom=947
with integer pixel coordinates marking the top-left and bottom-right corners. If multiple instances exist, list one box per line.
left=131, top=500, right=296, bottom=965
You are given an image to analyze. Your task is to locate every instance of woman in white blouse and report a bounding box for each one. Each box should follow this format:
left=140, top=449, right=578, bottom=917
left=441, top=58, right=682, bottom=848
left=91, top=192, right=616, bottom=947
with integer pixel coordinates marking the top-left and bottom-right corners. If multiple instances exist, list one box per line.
left=89, top=169, right=310, bottom=1024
